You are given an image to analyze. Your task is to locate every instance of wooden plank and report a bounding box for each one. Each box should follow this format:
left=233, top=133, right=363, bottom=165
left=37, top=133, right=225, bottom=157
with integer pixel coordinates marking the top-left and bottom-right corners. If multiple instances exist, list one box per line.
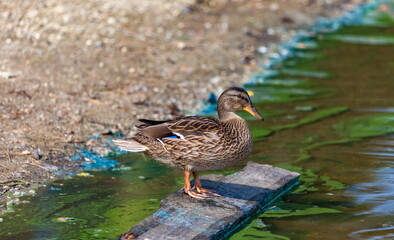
left=118, top=162, right=300, bottom=240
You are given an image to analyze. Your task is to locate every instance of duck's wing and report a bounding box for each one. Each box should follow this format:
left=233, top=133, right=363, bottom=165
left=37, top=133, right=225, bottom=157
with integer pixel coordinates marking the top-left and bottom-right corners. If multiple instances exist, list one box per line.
left=137, top=119, right=169, bottom=128
left=165, top=116, right=222, bottom=140
left=137, top=116, right=222, bottom=141
left=137, top=119, right=173, bottom=139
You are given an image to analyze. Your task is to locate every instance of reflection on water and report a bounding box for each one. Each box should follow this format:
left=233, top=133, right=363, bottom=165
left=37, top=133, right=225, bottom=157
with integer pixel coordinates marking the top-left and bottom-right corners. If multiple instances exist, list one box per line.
left=1, top=3, right=394, bottom=240
left=351, top=167, right=394, bottom=216
left=350, top=225, right=394, bottom=240
left=349, top=137, right=394, bottom=216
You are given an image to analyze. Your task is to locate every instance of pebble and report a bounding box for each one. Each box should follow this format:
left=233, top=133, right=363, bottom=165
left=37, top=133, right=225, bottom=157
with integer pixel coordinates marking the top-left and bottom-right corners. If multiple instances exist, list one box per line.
left=28, top=190, right=36, bottom=195
left=33, top=149, right=42, bottom=160
left=176, top=41, right=186, bottom=49
left=13, top=191, right=25, bottom=197
left=210, top=76, right=221, bottom=84
left=42, top=164, right=59, bottom=171
left=0, top=71, right=21, bottom=79
left=257, top=46, right=268, bottom=54
left=269, top=3, right=279, bottom=11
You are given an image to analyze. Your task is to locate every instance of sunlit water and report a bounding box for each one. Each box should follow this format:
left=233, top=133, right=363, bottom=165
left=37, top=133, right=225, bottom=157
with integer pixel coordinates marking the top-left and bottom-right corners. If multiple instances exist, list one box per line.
left=1, top=4, right=394, bottom=240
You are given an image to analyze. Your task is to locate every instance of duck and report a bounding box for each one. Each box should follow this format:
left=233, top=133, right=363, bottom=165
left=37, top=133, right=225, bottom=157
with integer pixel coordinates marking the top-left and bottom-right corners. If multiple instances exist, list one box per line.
left=113, top=87, right=264, bottom=199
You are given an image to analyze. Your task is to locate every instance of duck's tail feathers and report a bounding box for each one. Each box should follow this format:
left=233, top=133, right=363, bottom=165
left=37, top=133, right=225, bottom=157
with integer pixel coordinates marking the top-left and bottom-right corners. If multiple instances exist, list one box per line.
left=113, top=139, right=148, bottom=152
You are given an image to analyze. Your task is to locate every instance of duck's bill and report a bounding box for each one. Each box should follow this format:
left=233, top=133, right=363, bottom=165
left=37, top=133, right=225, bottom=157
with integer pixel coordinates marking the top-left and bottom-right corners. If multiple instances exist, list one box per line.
left=243, top=105, right=264, bottom=121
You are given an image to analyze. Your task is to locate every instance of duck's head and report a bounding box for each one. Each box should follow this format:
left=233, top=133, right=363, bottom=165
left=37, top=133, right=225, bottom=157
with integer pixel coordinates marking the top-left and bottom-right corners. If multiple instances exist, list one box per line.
left=217, top=87, right=264, bottom=121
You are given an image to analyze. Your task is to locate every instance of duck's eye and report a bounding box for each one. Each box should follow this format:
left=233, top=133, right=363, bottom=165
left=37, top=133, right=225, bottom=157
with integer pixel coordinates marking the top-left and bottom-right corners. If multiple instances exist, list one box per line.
left=237, top=94, right=248, bottom=102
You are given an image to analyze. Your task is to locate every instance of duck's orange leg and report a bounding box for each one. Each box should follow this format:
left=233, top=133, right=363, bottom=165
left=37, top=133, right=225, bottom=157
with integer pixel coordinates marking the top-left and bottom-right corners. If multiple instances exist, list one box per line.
left=192, top=171, right=221, bottom=197
left=183, top=171, right=210, bottom=199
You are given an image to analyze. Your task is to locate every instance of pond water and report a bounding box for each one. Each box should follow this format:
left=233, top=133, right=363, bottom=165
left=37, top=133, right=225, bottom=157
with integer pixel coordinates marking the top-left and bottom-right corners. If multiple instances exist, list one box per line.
left=1, top=3, right=394, bottom=240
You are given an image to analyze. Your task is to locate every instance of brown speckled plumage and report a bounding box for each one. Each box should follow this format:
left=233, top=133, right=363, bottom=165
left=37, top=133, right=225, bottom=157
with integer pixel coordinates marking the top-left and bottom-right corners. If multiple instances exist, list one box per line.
left=131, top=116, right=252, bottom=172
left=113, top=87, right=264, bottom=199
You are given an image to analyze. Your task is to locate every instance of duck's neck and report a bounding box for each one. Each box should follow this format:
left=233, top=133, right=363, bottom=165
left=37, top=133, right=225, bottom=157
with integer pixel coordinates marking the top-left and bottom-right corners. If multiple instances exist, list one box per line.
left=218, top=110, right=248, bottom=131
left=219, top=111, right=251, bottom=141
left=218, top=111, right=242, bottom=122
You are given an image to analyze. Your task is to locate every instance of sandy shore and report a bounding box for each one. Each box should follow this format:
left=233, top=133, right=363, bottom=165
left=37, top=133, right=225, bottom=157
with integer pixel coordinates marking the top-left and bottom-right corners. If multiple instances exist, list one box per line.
left=0, top=0, right=366, bottom=203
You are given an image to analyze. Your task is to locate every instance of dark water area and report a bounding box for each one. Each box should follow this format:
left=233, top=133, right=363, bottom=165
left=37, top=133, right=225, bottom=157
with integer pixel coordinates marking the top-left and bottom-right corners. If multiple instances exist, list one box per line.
left=1, top=3, right=394, bottom=240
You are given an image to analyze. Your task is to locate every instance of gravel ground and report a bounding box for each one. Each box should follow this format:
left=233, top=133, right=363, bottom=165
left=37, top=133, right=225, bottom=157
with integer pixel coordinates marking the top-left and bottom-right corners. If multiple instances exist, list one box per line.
left=0, top=0, right=366, bottom=203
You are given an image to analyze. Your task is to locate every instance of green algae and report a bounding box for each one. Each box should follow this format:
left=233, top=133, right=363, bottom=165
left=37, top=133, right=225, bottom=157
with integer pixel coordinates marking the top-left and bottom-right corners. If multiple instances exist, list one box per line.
left=261, top=203, right=342, bottom=218
left=239, top=108, right=284, bottom=121
left=328, top=34, right=394, bottom=45
left=262, top=78, right=316, bottom=87
left=299, top=113, right=394, bottom=154
left=303, top=138, right=355, bottom=152
left=232, top=224, right=291, bottom=240
left=320, top=176, right=347, bottom=191
left=362, top=5, right=394, bottom=26
left=294, top=153, right=313, bottom=162
left=252, top=107, right=348, bottom=140
left=244, top=52, right=335, bottom=107
left=271, top=106, right=348, bottom=131
left=295, top=105, right=318, bottom=111
left=280, top=69, right=330, bottom=79
left=275, top=163, right=346, bottom=193
left=247, top=85, right=333, bottom=103
left=79, top=198, right=159, bottom=239
left=232, top=202, right=342, bottom=240
left=232, top=161, right=345, bottom=239
left=334, top=113, right=394, bottom=138
left=0, top=156, right=179, bottom=240
left=252, top=127, right=273, bottom=139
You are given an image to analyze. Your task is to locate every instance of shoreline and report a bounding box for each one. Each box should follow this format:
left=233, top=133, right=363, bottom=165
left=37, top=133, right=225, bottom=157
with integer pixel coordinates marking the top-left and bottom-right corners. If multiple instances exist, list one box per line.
left=0, top=0, right=371, bottom=205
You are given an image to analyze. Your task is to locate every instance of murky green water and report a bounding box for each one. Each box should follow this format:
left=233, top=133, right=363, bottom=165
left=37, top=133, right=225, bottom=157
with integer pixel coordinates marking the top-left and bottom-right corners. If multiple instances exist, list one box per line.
left=1, top=4, right=394, bottom=240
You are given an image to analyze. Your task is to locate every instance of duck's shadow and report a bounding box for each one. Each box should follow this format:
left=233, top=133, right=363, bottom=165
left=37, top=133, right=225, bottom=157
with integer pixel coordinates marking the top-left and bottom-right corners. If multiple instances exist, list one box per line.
left=189, top=179, right=276, bottom=202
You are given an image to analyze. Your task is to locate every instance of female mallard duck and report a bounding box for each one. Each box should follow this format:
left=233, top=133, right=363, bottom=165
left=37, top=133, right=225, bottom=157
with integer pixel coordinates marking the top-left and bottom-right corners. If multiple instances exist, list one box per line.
left=114, top=87, right=264, bottom=199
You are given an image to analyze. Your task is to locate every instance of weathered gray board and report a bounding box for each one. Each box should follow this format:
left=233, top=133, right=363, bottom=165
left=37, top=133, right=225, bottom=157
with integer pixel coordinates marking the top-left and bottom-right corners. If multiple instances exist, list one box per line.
left=118, top=162, right=300, bottom=240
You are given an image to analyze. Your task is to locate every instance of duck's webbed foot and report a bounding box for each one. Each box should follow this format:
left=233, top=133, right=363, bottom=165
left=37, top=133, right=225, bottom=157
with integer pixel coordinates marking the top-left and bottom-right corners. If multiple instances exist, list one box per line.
left=192, top=171, right=221, bottom=197
left=183, top=187, right=211, bottom=199
left=182, top=170, right=222, bottom=199
left=193, top=186, right=221, bottom=197
left=182, top=171, right=211, bottom=199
